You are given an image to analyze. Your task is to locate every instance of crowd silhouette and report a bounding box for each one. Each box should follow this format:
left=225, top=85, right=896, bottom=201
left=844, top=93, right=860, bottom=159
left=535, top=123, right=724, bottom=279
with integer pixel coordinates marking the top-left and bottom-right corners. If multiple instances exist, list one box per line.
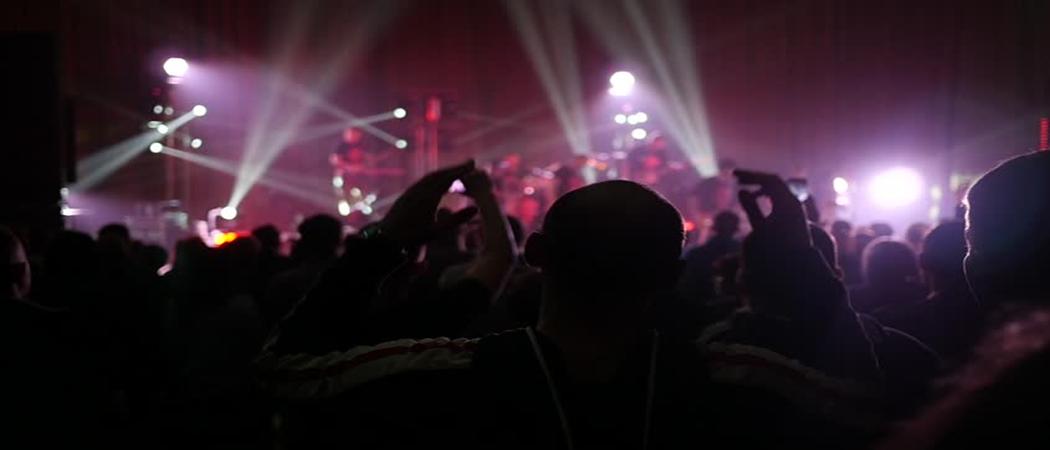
left=4, top=151, right=1050, bottom=448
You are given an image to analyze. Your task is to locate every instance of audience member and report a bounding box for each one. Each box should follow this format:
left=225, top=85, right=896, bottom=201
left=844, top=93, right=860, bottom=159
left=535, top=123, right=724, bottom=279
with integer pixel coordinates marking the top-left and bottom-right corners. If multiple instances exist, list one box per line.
left=850, top=238, right=927, bottom=315
left=261, top=214, right=342, bottom=326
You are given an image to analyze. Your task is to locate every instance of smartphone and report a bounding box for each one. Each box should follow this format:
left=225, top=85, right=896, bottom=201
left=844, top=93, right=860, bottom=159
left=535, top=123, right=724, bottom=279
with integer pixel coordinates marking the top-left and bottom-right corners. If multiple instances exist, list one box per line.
left=786, top=178, right=809, bottom=201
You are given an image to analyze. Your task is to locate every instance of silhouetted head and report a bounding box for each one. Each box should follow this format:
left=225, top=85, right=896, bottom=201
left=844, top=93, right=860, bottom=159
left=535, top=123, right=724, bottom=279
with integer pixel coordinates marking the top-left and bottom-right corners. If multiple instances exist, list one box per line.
left=251, top=224, right=282, bottom=253
left=831, top=220, right=852, bottom=241
left=293, top=214, right=343, bottom=262
left=0, top=226, right=30, bottom=300
left=525, top=180, right=683, bottom=314
left=863, top=238, right=919, bottom=288
left=712, top=211, right=741, bottom=238
left=906, top=222, right=931, bottom=250
left=920, top=222, right=967, bottom=291
left=871, top=222, right=894, bottom=238
left=98, top=223, right=130, bottom=243
left=965, top=151, right=1050, bottom=305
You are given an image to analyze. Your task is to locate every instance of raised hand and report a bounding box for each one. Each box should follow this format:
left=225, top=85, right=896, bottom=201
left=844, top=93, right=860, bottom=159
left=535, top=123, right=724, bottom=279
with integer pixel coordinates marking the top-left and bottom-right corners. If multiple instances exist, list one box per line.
left=381, top=160, right=478, bottom=249
left=735, top=169, right=812, bottom=250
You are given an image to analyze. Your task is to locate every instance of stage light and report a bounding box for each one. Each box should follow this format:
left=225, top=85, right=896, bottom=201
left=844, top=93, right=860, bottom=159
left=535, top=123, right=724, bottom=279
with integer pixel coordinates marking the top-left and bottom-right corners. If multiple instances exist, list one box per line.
left=147, top=121, right=161, bottom=128
left=190, top=138, right=203, bottom=149
left=365, top=193, right=377, bottom=203
left=608, top=71, right=635, bottom=97
left=149, top=142, right=163, bottom=153
left=338, top=200, right=351, bottom=216
left=192, top=105, right=208, bottom=117
left=163, top=57, right=189, bottom=77
left=835, top=194, right=850, bottom=206
left=833, top=177, right=849, bottom=194
left=153, top=105, right=164, bottom=114
left=156, top=124, right=169, bottom=134
left=627, top=115, right=639, bottom=125
left=350, top=187, right=362, bottom=197
left=361, top=205, right=373, bottom=215
left=869, top=167, right=922, bottom=208
left=332, top=176, right=343, bottom=188
left=634, top=112, right=648, bottom=123
left=393, top=108, right=407, bottom=119
left=219, top=206, right=238, bottom=220
left=164, top=107, right=174, bottom=116
left=631, top=128, right=648, bottom=140
left=395, top=139, right=408, bottom=149
left=614, top=113, right=627, bottom=124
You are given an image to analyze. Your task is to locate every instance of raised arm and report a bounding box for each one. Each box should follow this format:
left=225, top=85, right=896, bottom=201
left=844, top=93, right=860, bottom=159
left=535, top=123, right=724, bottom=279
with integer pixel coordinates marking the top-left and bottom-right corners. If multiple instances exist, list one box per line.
left=460, top=169, right=517, bottom=297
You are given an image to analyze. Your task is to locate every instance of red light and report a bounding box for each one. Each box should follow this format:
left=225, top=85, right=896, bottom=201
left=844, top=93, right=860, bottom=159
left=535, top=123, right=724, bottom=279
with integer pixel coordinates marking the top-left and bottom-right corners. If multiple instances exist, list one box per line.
left=425, top=97, right=442, bottom=123
left=684, top=220, right=697, bottom=232
left=1039, top=117, right=1048, bottom=151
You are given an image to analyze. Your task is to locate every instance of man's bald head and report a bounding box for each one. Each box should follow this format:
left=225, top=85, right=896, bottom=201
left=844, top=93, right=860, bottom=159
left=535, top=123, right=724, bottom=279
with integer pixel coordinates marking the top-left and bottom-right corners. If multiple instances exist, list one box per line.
left=965, top=151, right=1050, bottom=305
left=526, top=180, right=684, bottom=298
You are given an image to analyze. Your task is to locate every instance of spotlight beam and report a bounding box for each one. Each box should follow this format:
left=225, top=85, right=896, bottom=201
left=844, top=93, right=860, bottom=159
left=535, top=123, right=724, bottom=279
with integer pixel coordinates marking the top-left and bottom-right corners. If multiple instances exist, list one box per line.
left=503, top=0, right=591, bottom=155
left=72, top=112, right=202, bottom=192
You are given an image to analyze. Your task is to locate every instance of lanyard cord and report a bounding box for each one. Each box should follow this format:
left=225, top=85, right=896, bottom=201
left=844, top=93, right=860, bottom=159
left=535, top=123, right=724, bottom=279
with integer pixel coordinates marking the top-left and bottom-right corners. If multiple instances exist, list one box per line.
left=525, top=328, right=659, bottom=450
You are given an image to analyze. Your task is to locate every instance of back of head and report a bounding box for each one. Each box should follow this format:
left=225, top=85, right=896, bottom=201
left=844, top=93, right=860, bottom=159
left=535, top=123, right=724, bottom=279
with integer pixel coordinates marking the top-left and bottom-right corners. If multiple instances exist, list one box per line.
left=871, top=222, right=895, bottom=238
left=251, top=224, right=282, bottom=252
left=863, top=238, right=919, bottom=287
left=831, top=220, right=852, bottom=240
left=965, top=151, right=1050, bottom=305
left=906, top=222, right=931, bottom=248
left=527, top=180, right=683, bottom=301
left=920, top=221, right=966, bottom=284
left=712, top=210, right=741, bottom=238
left=294, top=214, right=343, bottom=261
left=98, top=223, right=131, bottom=243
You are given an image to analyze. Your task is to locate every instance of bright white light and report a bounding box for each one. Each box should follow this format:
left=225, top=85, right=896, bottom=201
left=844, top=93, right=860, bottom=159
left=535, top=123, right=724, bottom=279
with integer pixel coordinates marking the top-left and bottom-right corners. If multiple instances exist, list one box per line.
left=869, top=167, right=923, bottom=208
left=395, top=139, right=408, bottom=149
left=393, top=108, right=407, bottom=119
left=192, top=105, right=208, bottom=117
left=156, top=124, right=169, bottom=134
left=634, top=112, right=648, bottom=123
left=163, top=57, right=189, bottom=77
left=627, top=115, right=639, bottom=125
left=153, top=105, right=164, bottom=114
left=833, top=177, right=849, bottom=194
left=149, top=142, right=163, bottom=153
left=614, top=114, right=627, bottom=124
left=608, top=71, right=636, bottom=97
left=361, top=205, right=373, bottom=215
left=190, top=138, right=203, bottom=149
left=332, top=176, right=344, bottom=188
left=147, top=121, right=161, bottom=128
left=164, top=106, right=174, bottom=116
left=631, top=128, right=648, bottom=140
left=350, top=187, right=362, bottom=197
left=337, top=200, right=351, bottom=216
left=365, top=193, right=377, bottom=203
left=219, top=206, right=238, bottom=220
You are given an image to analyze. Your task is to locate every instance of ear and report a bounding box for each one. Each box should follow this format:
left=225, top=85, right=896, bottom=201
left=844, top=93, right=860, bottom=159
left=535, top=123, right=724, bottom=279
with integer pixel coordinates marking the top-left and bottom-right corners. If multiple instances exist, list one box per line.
left=523, top=232, right=549, bottom=269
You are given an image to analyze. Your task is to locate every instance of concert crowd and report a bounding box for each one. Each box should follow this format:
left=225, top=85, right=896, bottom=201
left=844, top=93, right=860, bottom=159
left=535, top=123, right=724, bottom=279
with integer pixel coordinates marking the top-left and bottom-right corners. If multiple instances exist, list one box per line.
left=4, top=149, right=1050, bottom=449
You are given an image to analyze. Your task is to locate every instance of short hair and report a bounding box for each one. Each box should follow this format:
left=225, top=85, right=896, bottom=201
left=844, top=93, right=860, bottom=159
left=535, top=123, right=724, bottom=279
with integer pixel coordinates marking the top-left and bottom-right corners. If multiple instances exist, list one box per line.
left=295, top=214, right=342, bottom=259
left=831, top=220, right=852, bottom=237
left=871, top=222, right=894, bottom=238
left=98, top=223, right=131, bottom=242
left=863, top=238, right=919, bottom=286
left=540, top=180, right=683, bottom=294
left=713, top=211, right=741, bottom=237
left=252, top=224, right=282, bottom=251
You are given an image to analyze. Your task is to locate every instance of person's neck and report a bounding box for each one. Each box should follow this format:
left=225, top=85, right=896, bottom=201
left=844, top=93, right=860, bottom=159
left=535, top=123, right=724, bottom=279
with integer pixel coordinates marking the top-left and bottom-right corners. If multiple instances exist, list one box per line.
left=536, top=295, right=648, bottom=383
